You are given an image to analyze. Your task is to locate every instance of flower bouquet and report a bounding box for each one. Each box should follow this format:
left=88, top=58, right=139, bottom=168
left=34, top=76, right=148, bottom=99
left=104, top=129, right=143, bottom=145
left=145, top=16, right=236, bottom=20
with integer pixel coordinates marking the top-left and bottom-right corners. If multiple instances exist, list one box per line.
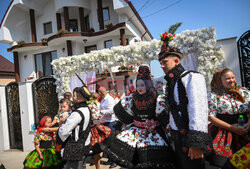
left=56, top=29, right=68, bottom=37
left=41, top=38, right=48, bottom=45
left=160, top=22, right=182, bottom=45
left=105, top=23, right=113, bottom=31
left=17, top=40, right=26, bottom=47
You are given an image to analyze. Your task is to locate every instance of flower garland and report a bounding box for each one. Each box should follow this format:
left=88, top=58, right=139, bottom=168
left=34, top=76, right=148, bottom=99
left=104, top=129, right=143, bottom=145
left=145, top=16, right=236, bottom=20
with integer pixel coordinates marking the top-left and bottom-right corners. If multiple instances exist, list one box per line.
left=52, top=27, right=224, bottom=98
left=118, top=65, right=135, bottom=71
left=168, top=27, right=225, bottom=84
left=17, top=40, right=26, bottom=47
left=101, top=69, right=109, bottom=78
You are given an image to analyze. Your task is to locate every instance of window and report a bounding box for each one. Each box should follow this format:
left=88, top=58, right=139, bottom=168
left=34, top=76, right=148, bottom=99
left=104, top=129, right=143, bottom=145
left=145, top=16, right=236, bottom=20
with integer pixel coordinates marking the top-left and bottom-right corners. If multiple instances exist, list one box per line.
left=69, top=19, right=78, bottom=32
left=103, top=7, right=110, bottom=21
left=104, top=40, right=112, bottom=48
left=35, top=51, right=57, bottom=78
left=43, top=22, right=52, bottom=35
left=126, top=39, right=129, bottom=45
left=85, top=45, right=97, bottom=53
left=84, top=15, right=90, bottom=31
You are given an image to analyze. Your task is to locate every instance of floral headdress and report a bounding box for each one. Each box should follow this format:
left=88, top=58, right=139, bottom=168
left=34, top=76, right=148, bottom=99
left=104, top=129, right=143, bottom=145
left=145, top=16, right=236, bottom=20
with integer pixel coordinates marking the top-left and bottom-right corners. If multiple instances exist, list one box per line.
left=158, top=22, right=183, bottom=61
left=137, top=65, right=151, bottom=81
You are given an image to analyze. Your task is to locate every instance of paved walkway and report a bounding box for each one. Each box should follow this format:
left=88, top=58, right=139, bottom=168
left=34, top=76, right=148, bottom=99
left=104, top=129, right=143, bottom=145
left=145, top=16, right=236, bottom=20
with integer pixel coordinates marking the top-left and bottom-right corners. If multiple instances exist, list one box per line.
left=0, top=149, right=121, bottom=169
left=0, top=149, right=218, bottom=169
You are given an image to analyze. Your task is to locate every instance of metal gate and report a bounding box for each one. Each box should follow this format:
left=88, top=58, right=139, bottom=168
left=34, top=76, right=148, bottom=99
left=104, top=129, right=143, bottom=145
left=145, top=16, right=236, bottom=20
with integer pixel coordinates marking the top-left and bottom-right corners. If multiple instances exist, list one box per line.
left=238, top=30, right=250, bottom=89
left=32, top=77, right=59, bottom=127
left=5, top=82, right=23, bottom=150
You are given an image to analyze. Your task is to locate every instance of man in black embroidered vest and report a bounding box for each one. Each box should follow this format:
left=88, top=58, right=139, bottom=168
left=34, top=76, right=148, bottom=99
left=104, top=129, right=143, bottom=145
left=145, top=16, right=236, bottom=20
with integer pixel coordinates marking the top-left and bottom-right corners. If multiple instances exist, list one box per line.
left=58, top=86, right=91, bottom=169
left=158, top=42, right=210, bottom=169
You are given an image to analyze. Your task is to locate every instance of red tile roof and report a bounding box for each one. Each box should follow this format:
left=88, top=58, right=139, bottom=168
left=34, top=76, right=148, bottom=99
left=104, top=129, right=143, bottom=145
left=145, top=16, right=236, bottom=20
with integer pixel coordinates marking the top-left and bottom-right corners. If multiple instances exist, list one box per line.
left=0, top=55, right=14, bottom=73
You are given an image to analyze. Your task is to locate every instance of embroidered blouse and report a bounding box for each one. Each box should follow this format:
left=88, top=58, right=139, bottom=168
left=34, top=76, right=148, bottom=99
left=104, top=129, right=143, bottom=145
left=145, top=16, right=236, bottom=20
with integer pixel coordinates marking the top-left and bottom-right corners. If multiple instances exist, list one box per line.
left=117, top=93, right=167, bottom=124
left=34, top=132, right=53, bottom=145
left=88, top=102, right=102, bottom=125
left=208, top=87, right=250, bottom=116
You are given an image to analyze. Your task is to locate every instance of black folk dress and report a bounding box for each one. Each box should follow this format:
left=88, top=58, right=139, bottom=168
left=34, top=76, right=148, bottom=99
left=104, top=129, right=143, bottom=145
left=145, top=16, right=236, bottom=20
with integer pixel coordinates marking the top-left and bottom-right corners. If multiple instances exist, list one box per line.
left=104, top=91, right=177, bottom=169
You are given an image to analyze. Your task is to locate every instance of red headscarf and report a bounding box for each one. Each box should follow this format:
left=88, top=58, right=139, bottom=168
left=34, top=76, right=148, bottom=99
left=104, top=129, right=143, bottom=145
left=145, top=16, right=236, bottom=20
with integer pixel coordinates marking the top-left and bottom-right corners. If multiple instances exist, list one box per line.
left=36, top=116, right=52, bottom=134
left=211, top=69, right=245, bottom=103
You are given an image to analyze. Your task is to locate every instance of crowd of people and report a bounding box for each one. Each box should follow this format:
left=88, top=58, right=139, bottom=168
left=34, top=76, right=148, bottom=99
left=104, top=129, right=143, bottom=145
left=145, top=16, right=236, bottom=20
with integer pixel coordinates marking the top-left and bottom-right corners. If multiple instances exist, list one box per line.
left=22, top=40, right=250, bottom=169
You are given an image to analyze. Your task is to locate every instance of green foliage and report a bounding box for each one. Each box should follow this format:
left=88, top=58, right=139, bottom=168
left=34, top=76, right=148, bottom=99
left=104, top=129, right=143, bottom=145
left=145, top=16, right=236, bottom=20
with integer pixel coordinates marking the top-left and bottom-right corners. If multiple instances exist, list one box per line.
left=168, top=22, right=182, bottom=34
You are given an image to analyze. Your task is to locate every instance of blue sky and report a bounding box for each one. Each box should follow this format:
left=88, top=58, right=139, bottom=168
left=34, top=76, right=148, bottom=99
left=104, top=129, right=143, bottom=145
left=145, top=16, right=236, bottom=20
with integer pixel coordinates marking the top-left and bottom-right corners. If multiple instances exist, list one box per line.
left=0, top=0, right=250, bottom=77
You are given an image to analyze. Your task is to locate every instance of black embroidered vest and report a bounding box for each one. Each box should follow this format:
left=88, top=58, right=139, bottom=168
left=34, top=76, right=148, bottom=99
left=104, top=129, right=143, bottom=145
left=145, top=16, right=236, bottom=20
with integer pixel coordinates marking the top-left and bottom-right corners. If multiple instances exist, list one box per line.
left=164, top=64, right=198, bottom=130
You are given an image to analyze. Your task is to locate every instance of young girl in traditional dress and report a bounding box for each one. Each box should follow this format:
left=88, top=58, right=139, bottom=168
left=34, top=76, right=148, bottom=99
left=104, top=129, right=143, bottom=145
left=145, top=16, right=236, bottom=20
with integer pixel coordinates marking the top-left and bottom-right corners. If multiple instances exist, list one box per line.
left=89, top=92, right=111, bottom=169
left=23, top=116, right=62, bottom=169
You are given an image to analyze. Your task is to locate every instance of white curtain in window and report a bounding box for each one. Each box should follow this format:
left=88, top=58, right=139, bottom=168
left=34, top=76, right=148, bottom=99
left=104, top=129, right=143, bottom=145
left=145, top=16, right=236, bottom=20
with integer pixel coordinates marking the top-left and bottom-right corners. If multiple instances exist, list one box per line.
left=69, top=71, right=96, bottom=93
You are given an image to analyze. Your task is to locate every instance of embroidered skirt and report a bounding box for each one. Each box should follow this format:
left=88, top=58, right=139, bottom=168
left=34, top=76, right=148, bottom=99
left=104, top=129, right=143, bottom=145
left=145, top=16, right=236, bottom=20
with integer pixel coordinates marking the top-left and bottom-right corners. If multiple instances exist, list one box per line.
left=23, top=147, right=62, bottom=169
left=104, top=126, right=177, bottom=169
left=90, top=124, right=111, bottom=147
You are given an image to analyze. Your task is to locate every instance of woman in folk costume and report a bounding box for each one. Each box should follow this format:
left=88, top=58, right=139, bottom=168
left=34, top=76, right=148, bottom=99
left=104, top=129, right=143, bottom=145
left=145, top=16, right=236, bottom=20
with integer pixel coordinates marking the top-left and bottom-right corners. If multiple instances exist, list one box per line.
left=23, top=116, right=62, bottom=169
left=208, top=68, right=250, bottom=167
left=104, top=65, right=177, bottom=169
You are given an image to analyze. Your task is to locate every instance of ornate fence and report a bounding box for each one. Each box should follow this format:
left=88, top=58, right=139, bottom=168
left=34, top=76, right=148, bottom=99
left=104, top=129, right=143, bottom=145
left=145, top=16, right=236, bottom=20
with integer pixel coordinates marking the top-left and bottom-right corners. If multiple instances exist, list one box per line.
left=238, top=30, right=250, bottom=89
left=5, top=82, right=23, bottom=149
left=32, top=77, right=59, bottom=126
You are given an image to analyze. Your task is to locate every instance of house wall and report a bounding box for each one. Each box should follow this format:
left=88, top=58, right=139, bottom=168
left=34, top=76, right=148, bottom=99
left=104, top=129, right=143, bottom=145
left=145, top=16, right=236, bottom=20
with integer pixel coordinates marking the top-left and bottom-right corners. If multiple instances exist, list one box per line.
left=4, top=7, right=31, bottom=45
left=90, top=0, right=100, bottom=32
left=0, top=85, right=10, bottom=151
left=103, top=0, right=119, bottom=27
left=217, top=37, right=241, bottom=85
left=112, top=0, right=128, bottom=10
left=36, top=0, right=57, bottom=41
left=54, top=0, right=90, bottom=12
left=18, top=43, right=67, bottom=82
left=19, top=82, right=36, bottom=151
left=0, top=77, right=15, bottom=85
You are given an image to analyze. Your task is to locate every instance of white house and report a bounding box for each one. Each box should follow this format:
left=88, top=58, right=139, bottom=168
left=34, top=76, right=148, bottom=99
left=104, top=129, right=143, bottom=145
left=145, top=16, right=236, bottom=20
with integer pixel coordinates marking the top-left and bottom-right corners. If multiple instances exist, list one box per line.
left=0, top=0, right=153, bottom=151
left=0, top=0, right=153, bottom=83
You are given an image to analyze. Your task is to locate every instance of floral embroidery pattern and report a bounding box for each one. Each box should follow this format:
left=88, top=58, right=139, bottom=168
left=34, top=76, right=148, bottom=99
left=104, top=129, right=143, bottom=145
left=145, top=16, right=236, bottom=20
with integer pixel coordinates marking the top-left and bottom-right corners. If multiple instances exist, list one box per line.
left=208, top=88, right=250, bottom=116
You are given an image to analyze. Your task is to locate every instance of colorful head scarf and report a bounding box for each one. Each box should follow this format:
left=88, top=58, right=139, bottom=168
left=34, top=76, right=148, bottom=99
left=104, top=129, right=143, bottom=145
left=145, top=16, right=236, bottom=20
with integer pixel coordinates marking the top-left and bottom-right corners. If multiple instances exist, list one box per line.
left=211, top=69, right=245, bottom=103
left=36, top=115, right=51, bottom=134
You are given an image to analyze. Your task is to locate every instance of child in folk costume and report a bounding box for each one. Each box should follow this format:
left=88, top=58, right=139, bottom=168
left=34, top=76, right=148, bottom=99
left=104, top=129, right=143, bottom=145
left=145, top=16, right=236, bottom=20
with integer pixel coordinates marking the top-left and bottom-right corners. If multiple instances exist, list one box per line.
left=51, top=98, right=72, bottom=127
left=104, top=65, right=177, bottom=169
left=88, top=92, right=111, bottom=169
left=23, top=116, right=62, bottom=169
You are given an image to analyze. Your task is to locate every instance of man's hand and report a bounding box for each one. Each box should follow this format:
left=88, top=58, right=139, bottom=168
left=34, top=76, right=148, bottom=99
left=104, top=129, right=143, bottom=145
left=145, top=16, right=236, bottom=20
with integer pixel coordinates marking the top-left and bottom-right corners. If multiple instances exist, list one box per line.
left=188, top=147, right=204, bottom=160
left=230, top=124, right=247, bottom=135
